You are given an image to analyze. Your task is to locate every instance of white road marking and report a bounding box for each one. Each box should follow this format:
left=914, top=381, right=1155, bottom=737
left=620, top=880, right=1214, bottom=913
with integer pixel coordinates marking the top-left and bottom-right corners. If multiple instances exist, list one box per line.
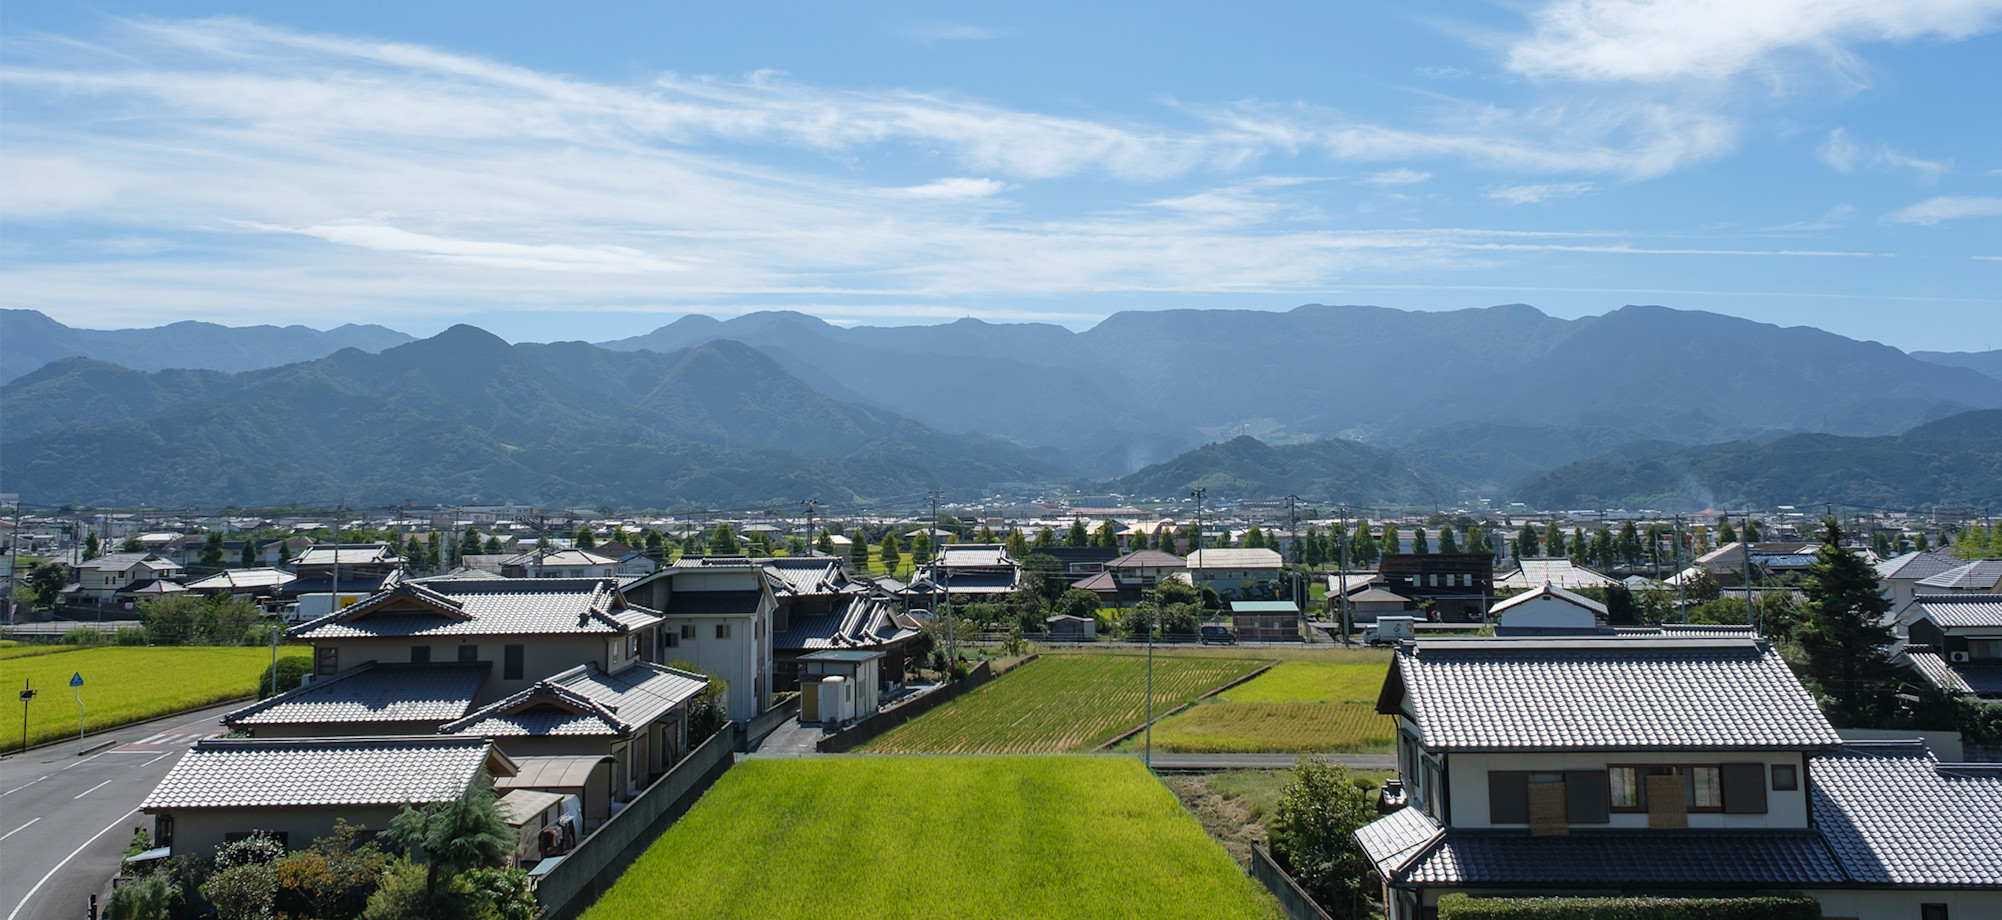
left=142, top=751, right=175, bottom=766
left=0, top=776, right=49, bottom=798
left=0, top=818, right=41, bottom=842
left=6, top=807, right=138, bottom=920
left=74, top=779, right=114, bottom=799
left=57, top=750, right=111, bottom=772
left=137, top=732, right=168, bottom=745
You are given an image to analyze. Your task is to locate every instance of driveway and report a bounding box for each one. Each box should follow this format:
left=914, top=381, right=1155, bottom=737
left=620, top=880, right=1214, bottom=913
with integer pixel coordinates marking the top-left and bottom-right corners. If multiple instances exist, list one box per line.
left=1, top=700, right=243, bottom=920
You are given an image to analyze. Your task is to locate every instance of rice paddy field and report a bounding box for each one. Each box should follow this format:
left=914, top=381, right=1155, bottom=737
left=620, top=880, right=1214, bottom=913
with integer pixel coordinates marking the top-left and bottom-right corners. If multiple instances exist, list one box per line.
left=1128, top=657, right=1397, bottom=754
left=580, top=757, right=1282, bottom=920
left=860, top=653, right=1269, bottom=753
left=1, top=645, right=310, bottom=751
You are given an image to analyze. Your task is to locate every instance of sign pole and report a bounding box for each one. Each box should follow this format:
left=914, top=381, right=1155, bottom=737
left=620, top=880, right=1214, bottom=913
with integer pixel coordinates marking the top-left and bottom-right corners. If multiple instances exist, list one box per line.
left=70, top=672, right=84, bottom=754
left=19, top=679, right=30, bottom=750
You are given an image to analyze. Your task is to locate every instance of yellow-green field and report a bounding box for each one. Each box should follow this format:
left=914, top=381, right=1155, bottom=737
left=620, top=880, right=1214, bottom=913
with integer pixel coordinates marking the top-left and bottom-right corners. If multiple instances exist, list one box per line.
left=581, top=757, right=1281, bottom=920
left=861, top=653, right=1269, bottom=753
left=1, top=646, right=310, bottom=751
left=1128, top=658, right=1396, bottom=754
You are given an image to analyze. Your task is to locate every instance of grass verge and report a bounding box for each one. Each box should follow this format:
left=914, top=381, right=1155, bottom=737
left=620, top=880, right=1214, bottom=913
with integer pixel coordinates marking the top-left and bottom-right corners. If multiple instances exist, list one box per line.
left=2, top=646, right=310, bottom=752
left=581, top=757, right=1281, bottom=920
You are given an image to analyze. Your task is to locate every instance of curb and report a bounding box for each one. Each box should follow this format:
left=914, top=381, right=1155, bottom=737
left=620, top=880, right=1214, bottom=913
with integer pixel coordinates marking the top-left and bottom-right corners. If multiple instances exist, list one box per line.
left=1, top=695, right=254, bottom=759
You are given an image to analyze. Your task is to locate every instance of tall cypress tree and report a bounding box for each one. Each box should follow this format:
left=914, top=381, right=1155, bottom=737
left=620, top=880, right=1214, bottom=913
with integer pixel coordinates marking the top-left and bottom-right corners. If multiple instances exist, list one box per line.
left=1411, top=527, right=1429, bottom=554
left=1796, top=518, right=1899, bottom=726
left=1546, top=522, right=1566, bottom=558
left=1436, top=524, right=1458, bottom=554
left=878, top=531, right=901, bottom=569
left=850, top=529, right=872, bottom=571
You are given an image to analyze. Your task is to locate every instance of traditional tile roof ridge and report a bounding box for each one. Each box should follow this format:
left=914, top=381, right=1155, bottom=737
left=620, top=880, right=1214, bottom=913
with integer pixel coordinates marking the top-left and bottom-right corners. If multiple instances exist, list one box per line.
left=1490, top=583, right=1607, bottom=616
left=78, top=552, right=180, bottom=572
left=187, top=568, right=297, bottom=591
left=291, top=577, right=658, bottom=639
left=1904, top=648, right=1976, bottom=695
left=1908, top=593, right=2002, bottom=628
left=220, top=662, right=489, bottom=727
left=1393, top=828, right=1845, bottom=887
left=1810, top=741, right=2002, bottom=887
left=438, top=661, right=707, bottom=737
left=1381, top=636, right=1841, bottom=751
left=1354, top=806, right=1446, bottom=879
left=141, top=736, right=511, bottom=810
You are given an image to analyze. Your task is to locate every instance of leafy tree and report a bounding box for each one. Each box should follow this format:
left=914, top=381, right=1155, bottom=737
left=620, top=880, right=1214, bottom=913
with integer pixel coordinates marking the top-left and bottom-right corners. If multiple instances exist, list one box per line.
left=104, top=870, right=178, bottom=920
left=1464, top=521, right=1491, bottom=556
left=1515, top=522, right=1540, bottom=560
left=974, top=523, right=996, bottom=543
left=1743, top=520, right=1762, bottom=542
left=1693, top=524, right=1711, bottom=554
left=1685, top=569, right=1722, bottom=603
left=1796, top=518, right=1900, bottom=726
left=1303, top=525, right=1326, bottom=566
left=1915, top=531, right=1931, bottom=552
left=1065, top=518, right=1089, bottom=547
left=1005, top=528, right=1031, bottom=560
left=382, top=791, right=514, bottom=892
left=1349, top=521, right=1375, bottom=566
left=277, top=539, right=293, bottom=565
left=1572, top=527, right=1589, bottom=563
left=1871, top=529, right=1893, bottom=558
left=1095, top=519, right=1121, bottom=549
left=1379, top=523, right=1400, bottom=557
left=483, top=535, right=503, bottom=554
left=118, top=534, right=144, bottom=552
left=1436, top=524, right=1457, bottom=554
left=458, top=526, right=483, bottom=559
left=1270, top=756, right=1377, bottom=919
left=1618, top=521, right=1643, bottom=566
left=1157, top=527, right=1178, bottom=556
left=749, top=531, right=775, bottom=556
left=910, top=530, right=933, bottom=566
left=1244, top=525, right=1266, bottom=550
left=574, top=526, right=596, bottom=550
left=850, top=530, right=872, bottom=571
left=1545, top=523, right=1566, bottom=558
left=272, top=822, right=389, bottom=920
left=200, top=531, right=226, bottom=568
left=1604, top=582, right=1639, bottom=626
left=711, top=523, right=741, bottom=555
left=83, top=531, right=101, bottom=561
left=1031, top=526, right=1057, bottom=550
left=1955, top=523, right=2001, bottom=559
left=816, top=531, right=836, bottom=555
left=18, top=560, right=70, bottom=608
left=1410, top=526, right=1429, bottom=554
left=878, top=531, right=901, bottom=570
left=1717, top=515, right=1738, bottom=545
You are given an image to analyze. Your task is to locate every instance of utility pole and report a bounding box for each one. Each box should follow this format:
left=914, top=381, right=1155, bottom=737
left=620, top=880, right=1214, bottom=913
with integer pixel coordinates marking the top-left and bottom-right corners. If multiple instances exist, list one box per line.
left=1189, top=488, right=1206, bottom=554
left=1337, top=505, right=1352, bottom=645
left=929, top=491, right=951, bottom=664
left=1742, top=508, right=1756, bottom=634
left=802, top=500, right=819, bottom=556
left=1286, top=495, right=1303, bottom=636
left=1675, top=515, right=1687, bottom=624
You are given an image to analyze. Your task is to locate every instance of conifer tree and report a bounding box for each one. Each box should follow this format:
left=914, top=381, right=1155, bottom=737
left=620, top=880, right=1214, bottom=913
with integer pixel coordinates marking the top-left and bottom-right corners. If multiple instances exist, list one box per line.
left=1797, top=518, right=1900, bottom=726
left=1618, top=521, right=1643, bottom=566
left=1515, top=523, right=1540, bottom=559
left=1304, top=525, right=1327, bottom=566
left=910, top=530, right=933, bottom=566
left=1718, top=515, right=1738, bottom=545
left=1244, top=525, right=1266, bottom=550
left=1572, top=527, right=1588, bottom=563
left=1351, top=521, right=1376, bottom=565
left=1032, top=526, right=1057, bottom=550
left=977, top=524, right=997, bottom=543
left=1436, top=524, right=1458, bottom=554
left=1158, top=527, right=1178, bottom=556
left=1379, top=523, right=1400, bottom=557
left=1005, top=528, right=1031, bottom=560
left=574, top=526, right=596, bottom=550
left=816, top=531, right=836, bottom=555
left=1096, top=520, right=1121, bottom=549
left=1411, top=527, right=1429, bottom=554
left=1066, top=519, right=1089, bottom=547
left=1545, top=523, right=1566, bottom=558
left=241, top=539, right=257, bottom=567
left=711, top=523, right=741, bottom=555
left=879, top=531, right=902, bottom=569
left=850, top=529, right=871, bottom=571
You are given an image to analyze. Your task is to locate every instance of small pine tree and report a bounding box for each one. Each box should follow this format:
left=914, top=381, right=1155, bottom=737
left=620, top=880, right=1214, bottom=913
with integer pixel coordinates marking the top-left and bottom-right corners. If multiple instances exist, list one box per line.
left=1303, top=525, right=1326, bottom=566
left=851, top=529, right=872, bottom=571
left=1095, top=520, right=1121, bottom=549
left=1915, top=531, right=1931, bottom=552
left=240, top=539, right=257, bottom=567
left=406, top=536, right=425, bottom=570
left=1158, top=527, right=1178, bottom=556
left=200, top=531, right=225, bottom=567
left=976, top=524, right=997, bottom=543
left=1032, top=526, right=1057, bottom=550
left=484, top=535, right=503, bottom=554
left=910, top=531, right=933, bottom=566
left=1351, top=521, right=1376, bottom=566
left=1718, top=515, right=1738, bottom=545
left=1379, top=523, right=1400, bottom=556
left=1244, top=525, right=1266, bottom=550
left=1005, top=528, right=1031, bottom=560
left=1618, top=521, right=1642, bottom=566
left=816, top=531, right=836, bottom=555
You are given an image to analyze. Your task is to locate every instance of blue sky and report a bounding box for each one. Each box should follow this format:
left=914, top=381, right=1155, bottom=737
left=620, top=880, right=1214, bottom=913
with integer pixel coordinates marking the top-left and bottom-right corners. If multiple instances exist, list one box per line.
left=3, top=1, right=1999, bottom=351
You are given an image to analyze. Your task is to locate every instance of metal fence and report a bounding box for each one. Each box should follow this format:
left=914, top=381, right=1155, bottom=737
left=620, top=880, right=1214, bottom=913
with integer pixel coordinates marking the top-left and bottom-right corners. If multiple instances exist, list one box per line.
left=532, top=730, right=736, bottom=920
left=1249, top=843, right=1335, bottom=920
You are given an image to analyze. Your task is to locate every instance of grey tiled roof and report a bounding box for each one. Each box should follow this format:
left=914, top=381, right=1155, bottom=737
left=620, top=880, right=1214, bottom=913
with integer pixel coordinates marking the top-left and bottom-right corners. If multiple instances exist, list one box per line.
left=1394, top=829, right=1844, bottom=886
left=773, top=594, right=915, bottom=650
left=1107, top=550, right=1186, bottom=569
left=1909, top=594, right=2002, bottom=628
left=1489, top=583, right=1606, bottom=616
left=222, top=663, right=488, bottom=727
left=1901, top=649, right=1975, bottom=695
left=761, top=558, right=849, bottom=596
left=1381, top=638, right=1841, bottom=751
left=292, top=578, right=659, bottom=639
left=1915, top=559, right=2002, bottom=591
left=1354, top=807, right=1444, bottom=879
left=1876, top=550, right=1965, bottom=581
left=142, top=736, right=508, bottom=809
left=1810, top=742, right=2002, bottom=887
left=439, top=662, right=707, bottom=737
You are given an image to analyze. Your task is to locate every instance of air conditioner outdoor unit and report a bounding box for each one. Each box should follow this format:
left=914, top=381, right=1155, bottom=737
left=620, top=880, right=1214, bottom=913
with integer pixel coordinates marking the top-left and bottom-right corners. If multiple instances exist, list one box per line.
left=1950, top=651, right=1972, bottom=663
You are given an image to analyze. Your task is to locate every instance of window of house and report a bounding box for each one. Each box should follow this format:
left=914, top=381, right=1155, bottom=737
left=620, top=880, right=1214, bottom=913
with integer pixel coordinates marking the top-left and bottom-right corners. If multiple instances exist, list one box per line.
left=663, top=630, right=679, bottom=649
left=504, top=644, right=524, bottom=680
left=458, top=644, right=478, bottom=663
left=410, top=645, right=430, bottom=664
left=1921, top=904, right=1949, bottom=920
left=1771, top=763, right=1798, bottom=791
left=1970, top=639, right=2002, bottom=659
left=314, top=646, right=338, bottom=676
left=680, top=624, right=696, bottom=639
left=716, top=623, right=732, bottom=640
left=1609, top=764, right=1760, bottom=813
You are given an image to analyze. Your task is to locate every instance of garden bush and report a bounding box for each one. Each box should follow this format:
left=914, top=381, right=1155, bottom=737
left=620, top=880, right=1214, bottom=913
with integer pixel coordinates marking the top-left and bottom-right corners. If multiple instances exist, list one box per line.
left=1436, top=894, right=1821, bottom=920
left=115, top=627, right=150, bottom=646
left=63, top=626, right=108, bottom=645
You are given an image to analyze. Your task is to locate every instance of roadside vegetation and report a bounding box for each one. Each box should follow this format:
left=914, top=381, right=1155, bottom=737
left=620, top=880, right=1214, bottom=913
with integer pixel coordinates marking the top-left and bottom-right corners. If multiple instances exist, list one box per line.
left=860, top=653, right=1268, bottom=754
left=3, top=646, right=309, bottom=751
left=1121, top=655, right=1394, bottom=754
left=582, top=757, right=1281, bottom=920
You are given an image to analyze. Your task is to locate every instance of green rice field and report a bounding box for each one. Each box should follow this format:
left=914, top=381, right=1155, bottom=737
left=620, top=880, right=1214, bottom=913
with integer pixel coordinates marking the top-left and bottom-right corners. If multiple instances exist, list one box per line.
left=1130, top=657, right=1396, bottom=754
left=861, top=653, right=1269, bottom=753
left=580, top=757, right=1281, bottom=920
left=1, top=646, right=310, bottom=751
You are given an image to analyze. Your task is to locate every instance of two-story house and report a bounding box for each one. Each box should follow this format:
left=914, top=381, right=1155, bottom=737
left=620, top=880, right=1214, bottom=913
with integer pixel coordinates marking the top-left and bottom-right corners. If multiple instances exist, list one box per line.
left=1185, top=548, right=1283, bottom=601
left=1356, top=635, right=2002, bottom=918
left=284, top=543, right=404, bottom=618
left=1899, top=594, right=2002, bottom=707
left=1378, top=553, right=1494, bottom=622
left=63, top=552, right=185, bottom=604
left=906, top=544, right=1021, bottom=608
left=622, top=559, right=775, bottom=724
left=498, top=548, right=619, bottom=579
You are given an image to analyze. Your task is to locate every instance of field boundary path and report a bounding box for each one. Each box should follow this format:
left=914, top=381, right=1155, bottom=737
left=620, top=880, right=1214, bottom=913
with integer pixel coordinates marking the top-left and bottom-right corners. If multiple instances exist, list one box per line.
left=1146, top=753, right=1395, bottom=771
left=1, top=699, right=241, bottom=920
left=1095, top=660, right=1277, bottom=751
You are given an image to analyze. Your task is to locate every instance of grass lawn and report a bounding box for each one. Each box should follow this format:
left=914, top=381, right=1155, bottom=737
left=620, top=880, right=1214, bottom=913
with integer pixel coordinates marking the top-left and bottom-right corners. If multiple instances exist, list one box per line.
left=861, top=653, right=1269, bottom=754
left=581, top=757, right=1281, bottom=920
left=1125, top=657, right=1396, bottom=754
left=1, top=646, right=310, bottom=751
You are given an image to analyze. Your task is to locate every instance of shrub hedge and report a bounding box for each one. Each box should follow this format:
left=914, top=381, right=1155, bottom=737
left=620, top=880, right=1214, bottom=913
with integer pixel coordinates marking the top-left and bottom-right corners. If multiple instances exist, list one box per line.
left=1436, top=895, right=1821, bottom=920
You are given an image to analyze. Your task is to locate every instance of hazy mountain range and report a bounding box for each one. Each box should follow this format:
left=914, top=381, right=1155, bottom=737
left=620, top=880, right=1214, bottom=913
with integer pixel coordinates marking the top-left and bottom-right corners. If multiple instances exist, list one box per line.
left=4, top=305, right=2000, bottom=510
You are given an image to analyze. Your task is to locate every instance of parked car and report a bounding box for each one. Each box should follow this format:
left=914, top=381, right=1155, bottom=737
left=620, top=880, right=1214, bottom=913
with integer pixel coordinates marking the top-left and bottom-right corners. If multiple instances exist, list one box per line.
left=1199, top=624, right=1237, bottom=645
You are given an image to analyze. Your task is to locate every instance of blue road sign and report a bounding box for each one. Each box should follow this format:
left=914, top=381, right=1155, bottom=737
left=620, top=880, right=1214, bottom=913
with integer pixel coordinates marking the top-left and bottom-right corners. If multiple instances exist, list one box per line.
left=70, top=672, right=83, bottom=688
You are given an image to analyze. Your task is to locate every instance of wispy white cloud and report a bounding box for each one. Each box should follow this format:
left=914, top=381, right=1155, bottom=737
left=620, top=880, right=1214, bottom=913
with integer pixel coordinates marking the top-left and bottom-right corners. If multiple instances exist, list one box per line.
left=886, top=178, right=1009, bottom=199
left=904, top=23, right=1014, bottom=43
left=1365, top=168, right=1433, bottom=185
left=270, top=223, right=684, bottom=273
left=1818, top=128, right=1947, bottom=179
left=1484, top=181, right=1595, bottom=205
left=1507, top=0, right=2002, bottom=83
left=1884, top=196, right=2002, bottom=224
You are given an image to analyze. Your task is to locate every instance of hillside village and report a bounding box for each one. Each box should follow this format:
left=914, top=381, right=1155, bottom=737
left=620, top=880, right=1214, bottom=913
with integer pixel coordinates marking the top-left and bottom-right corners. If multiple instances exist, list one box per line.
left=4, top=495, right=2000, bottom=919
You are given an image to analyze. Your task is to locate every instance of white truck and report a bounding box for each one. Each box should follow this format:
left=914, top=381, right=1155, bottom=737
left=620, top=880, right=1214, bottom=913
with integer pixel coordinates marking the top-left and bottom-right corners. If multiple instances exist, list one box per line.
left=1363, top=616, right=1416, bottom=647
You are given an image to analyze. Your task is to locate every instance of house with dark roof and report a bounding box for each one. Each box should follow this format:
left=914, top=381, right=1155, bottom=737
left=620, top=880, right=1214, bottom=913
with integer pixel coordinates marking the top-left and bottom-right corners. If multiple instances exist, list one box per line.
left=622, top=560, right=776, bottom=724
left=142, top=736, right=515, bottom=858
left=1377, top=553, right=1494, bottom=622
left=906, top=544, right=1021, bottom=605
left=1898, top=594, right=2002, bottom=704
left=498, top=548, right=618, bottom=579
left=1072, top=549, right=1188, bottom=607
left=1914, top=559, right=2002, bottom=594
left=438, top=661, right=707, bottom=802
left=285, top=543, right=406, bottom=617
left=1877, top=550, right=1969, bottom=612
left=287, top=577, right=662, bottom=708
left=1355, top=635, right=2002, bottom=918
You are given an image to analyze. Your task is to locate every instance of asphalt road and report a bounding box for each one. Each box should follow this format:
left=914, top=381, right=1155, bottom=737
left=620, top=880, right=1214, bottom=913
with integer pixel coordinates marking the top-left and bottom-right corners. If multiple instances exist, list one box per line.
left=1, top=700, right=241, bottom=920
